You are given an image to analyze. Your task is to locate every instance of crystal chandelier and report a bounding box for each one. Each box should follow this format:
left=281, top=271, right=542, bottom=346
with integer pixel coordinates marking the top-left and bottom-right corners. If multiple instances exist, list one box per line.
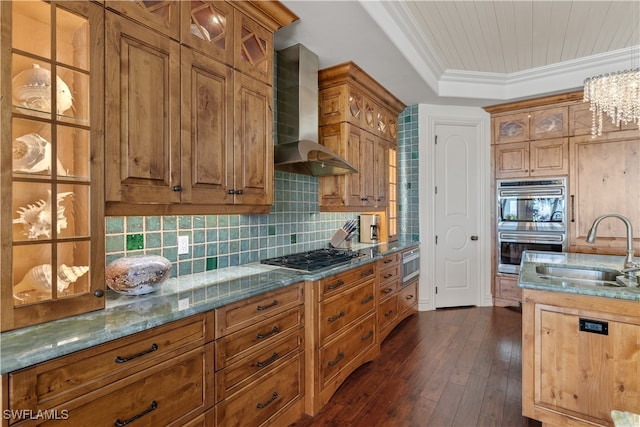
left=583, top=68, right=640, bottom=137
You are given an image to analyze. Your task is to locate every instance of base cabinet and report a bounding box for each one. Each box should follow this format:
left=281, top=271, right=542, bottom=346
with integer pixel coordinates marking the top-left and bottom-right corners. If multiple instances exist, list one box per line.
left=493, top=274, right=522, bottom=307
left=5, top=314, right=213, bottom=426
left=214, top=283, right=305, bottom=427
left=522, top=289, right=640, bottom=426
left=304, top=263, right=378, bottom=415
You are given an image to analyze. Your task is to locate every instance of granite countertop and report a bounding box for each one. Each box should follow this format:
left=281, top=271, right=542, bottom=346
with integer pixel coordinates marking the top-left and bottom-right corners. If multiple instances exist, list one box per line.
left=518, top=250, right=640, bottom=302
left=0, top=240, right=418, bottom=375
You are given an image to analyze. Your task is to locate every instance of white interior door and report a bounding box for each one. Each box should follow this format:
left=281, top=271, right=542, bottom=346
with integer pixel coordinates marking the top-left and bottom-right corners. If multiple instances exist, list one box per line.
left=434, top=124, right=480, bottom=308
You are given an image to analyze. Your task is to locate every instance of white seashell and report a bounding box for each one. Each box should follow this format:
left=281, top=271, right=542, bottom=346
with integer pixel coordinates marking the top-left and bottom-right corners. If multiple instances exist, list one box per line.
left=12, top=190, right=73, bottom=239
left=12, top=133, right=67, bottom=175
left=12, top=64, right=73, bottom=114
left=13, top=263, right=89, bottom=302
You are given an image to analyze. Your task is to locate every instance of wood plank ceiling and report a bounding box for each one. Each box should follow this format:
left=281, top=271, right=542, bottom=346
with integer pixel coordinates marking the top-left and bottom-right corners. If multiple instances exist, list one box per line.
left=405, top=1, right=639, bottom=74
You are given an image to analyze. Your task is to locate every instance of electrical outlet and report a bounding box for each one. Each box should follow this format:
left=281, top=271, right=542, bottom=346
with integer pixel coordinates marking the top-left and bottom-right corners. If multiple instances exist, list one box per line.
left=178, top=298, right=190, bottom=311
left=178, top=235, right=189, bottom=254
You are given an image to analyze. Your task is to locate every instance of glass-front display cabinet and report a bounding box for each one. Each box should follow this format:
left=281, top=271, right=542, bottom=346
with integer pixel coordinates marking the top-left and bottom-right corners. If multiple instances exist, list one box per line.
left=1, top=1, right=104, bottom=332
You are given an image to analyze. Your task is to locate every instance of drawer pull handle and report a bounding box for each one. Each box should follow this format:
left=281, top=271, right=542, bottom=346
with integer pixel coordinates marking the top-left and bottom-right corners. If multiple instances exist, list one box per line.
left=328, top=352, right=345, bottom=367
left=327, top=280, right=345, bottom=290
left=257, top=300, right=278, bottom=311
left=361, top=330, right=373, bottom=341
left=256, top=392, right=279, bottom=409
left=405, top=294, right=414, bottom=300
left=256, top=326, right=280, bottom=339
left=328, top=311, right=345, bottom=323
left=361, top=269, right=374, bottom=278
left=385, top=309, right=394, bottom=317
left=256, top=352, right=279, bottom=368
left=384, top=273, right=393, bottom=279
left=361, top=295, right=374, bottom=304
left=114, top=400, right=157, bottom=426
left=383, top=259, right=393, bottom=264
left=383, top=288, right=393, bottom=294
left=115, top=343, right=158, bottom=363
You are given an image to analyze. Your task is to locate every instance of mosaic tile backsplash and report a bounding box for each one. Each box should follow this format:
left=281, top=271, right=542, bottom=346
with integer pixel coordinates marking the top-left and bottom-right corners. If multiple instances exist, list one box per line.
left=105, top=107, right=421, bottom=278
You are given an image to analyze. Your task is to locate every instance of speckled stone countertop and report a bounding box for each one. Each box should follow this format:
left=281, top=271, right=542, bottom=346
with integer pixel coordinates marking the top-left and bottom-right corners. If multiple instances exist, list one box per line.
left=0, top=241, right=418, bottom=375
left=518, top=250, right=640, bottom=302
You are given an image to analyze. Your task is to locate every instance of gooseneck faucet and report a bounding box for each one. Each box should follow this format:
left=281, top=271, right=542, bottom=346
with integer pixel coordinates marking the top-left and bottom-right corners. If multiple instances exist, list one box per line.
left=586, top=213, right=640, bottom=284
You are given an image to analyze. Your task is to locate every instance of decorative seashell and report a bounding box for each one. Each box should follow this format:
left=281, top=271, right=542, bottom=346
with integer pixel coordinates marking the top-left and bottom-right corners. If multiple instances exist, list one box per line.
left=190, top=23, right=211, bottom=41
left=13, top=263, right=89, bottom=302
left=12, top=64, right=73, bottom=114
left=12, top=190, right=73, bottom=239
left=106, top=255, right=172, bottom=296
left=12, top=133, right=67, bottom=175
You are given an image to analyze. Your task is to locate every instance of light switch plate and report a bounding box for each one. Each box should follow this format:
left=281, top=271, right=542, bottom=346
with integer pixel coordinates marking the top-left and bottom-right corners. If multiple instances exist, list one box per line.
left=178, top=235, right=189, bottom=254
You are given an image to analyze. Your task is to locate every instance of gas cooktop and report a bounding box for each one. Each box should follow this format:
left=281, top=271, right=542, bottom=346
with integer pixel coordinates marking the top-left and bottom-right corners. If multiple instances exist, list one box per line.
left=260, top=248, right=363, bottom=272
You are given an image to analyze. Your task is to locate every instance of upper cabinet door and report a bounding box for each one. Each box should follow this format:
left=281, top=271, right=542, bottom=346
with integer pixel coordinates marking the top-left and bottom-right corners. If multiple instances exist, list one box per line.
left=105, top=0, right=180, bottom=39
left=181, top=47, right=234, bottom=205
left=530, top=107, right=568, bottom=140
left=3, top=0, right=105, bottom=331
left=233, top=72, right=273, bottom=205
left=233, top=12, right=273, bottom=84
left=181, top=1, right=234, bottom=64
left=105, top=12, right=181, bottom=205
left=493, top=112, right=530, bottom=144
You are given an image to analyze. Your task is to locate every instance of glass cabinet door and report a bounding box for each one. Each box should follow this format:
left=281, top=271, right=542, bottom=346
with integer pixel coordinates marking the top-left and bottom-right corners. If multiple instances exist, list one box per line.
left=2, top=1, right=104, bottom=331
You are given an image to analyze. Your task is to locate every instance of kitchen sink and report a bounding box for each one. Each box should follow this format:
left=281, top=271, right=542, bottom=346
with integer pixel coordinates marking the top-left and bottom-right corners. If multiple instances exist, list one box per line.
left=535, top=265, right=622, bottom=287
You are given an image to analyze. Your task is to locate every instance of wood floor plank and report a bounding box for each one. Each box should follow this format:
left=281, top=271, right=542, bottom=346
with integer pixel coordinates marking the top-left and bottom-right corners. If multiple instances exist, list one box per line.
left=291, top=307, right=542, bottom=427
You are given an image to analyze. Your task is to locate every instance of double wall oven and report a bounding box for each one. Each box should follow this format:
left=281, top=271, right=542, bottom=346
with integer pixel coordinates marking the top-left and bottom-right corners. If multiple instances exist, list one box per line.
left=497, top=178, right=567, bottom=274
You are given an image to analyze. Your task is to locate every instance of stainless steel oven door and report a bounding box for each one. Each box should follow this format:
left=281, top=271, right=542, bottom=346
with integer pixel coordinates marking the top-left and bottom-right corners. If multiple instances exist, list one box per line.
left=497, top=178, right=566, bottom=233
left=497, top=232, right=565, bottom=274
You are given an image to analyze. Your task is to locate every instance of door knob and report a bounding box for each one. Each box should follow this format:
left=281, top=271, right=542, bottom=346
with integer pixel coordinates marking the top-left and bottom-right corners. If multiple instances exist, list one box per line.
left=471, top=235, right=478, bottom=241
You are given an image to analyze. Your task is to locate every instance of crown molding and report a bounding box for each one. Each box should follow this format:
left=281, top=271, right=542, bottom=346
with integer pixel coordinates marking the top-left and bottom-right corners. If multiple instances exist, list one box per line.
left=360, top=0, right=640, bottom=103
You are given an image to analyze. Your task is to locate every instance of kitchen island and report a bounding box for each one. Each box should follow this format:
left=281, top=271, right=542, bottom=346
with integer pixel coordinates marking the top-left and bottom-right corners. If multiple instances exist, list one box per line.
left=518, top=251, right=639, bottom=427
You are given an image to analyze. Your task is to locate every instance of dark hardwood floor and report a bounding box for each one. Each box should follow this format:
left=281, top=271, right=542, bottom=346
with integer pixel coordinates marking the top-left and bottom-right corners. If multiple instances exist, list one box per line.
left=291, top=306, right=542, bottom=427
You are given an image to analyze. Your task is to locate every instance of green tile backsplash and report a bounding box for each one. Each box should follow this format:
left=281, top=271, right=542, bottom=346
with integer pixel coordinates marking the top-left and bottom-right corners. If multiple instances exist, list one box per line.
left=105, top=102, right=422, bottom=276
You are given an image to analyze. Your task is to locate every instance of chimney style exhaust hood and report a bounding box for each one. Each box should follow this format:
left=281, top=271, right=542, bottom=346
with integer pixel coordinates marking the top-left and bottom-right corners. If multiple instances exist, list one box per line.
left=275, top=44, right=357, bottom=176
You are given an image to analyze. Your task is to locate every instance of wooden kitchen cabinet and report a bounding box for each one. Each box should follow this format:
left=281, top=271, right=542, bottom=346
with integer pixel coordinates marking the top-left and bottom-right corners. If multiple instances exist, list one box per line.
left=493, top=274, right=521, bottom=307
left=318, top=62, right=406, bottom=214
left=494, top=138, right=568, bottom=179
left=1, top=0, right=105, bottom=332
left=214, top=283, right=305, bottom=427
left=105, top=1, right=295, bottom=215
left=569, top=102, right=638, bottom=137
left=5, top=313, right=214, bottom=425
left=522, top=289, right=640, bottom=426
left=105, top=11, right=182, bottom=206
left=304, top=263, right=378, bottom=415
left=568, top=135, right=640, bottom=255
left=105, top=0, right=180, bottom=39
left=377, top=251, right=418, bottom=342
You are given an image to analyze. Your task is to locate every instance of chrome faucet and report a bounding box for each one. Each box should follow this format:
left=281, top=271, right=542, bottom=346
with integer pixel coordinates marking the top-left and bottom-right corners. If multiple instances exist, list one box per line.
left=586, top=213, right=640, bottom=285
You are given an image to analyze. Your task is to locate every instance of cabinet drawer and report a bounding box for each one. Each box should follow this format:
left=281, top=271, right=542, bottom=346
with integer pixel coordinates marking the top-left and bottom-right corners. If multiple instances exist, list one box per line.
left=398, top=281, right=418, bottom=315
left=30, top=345, right=213, bottom=427
left=319, top=263, right=376, bottom=300
left=495, top=275, right=521, bottom=301
left=378, top=294, right=398, bottom=330
left=320, top=314, right=376, bottom=386
left=215, top=306, right=304, bottom=370
left=216, top=353, right=303, bottom=427
left=215, top=329, right=303, bottom=402
left=215, top=283, right=304, bottom=338
left=319, top=280, right=375, bottom=343
left=9, top=314, right=210, bottom=410
left=377, top=252, right=399, bottom=269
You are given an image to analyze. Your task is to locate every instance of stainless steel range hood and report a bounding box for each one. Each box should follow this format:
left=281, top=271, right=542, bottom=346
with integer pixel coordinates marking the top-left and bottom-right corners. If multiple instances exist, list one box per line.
left=275, top=44, right=357, bottom=176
